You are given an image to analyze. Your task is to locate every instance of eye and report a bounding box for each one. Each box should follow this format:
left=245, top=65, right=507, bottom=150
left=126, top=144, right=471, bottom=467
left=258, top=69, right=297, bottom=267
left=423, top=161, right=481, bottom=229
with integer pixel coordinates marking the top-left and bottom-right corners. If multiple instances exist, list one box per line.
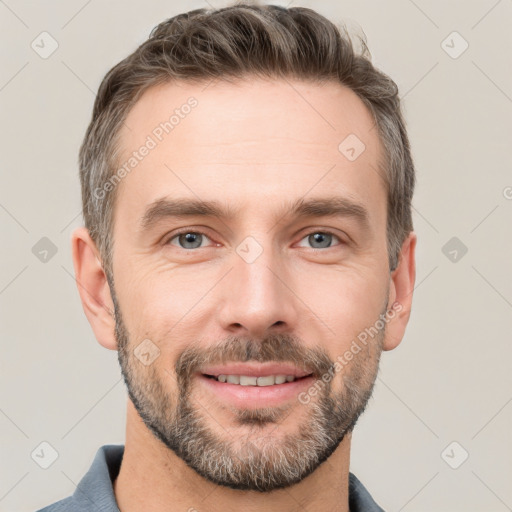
left=165, top=229, right=345, bottom=251
left=167, top=230, right=213, bottom=250
left=296, top=231, right=344, bottom=249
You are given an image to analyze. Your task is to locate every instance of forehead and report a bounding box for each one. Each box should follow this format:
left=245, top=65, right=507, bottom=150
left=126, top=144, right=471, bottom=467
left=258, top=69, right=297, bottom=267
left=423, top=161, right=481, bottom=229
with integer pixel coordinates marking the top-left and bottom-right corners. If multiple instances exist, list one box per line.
left=114, top=77, right=386, bottom=227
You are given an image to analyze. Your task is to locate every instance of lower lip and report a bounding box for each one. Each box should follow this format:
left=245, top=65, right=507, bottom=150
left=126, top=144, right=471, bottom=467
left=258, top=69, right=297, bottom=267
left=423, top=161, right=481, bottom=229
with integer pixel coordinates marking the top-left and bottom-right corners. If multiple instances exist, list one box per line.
left=197, top=373, right=316, bottom=409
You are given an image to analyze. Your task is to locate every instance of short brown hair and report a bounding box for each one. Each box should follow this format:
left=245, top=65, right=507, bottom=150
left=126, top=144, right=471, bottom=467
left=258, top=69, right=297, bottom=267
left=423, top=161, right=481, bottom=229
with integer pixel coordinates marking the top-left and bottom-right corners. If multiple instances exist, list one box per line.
left=79, top=1, right=415, bottom=276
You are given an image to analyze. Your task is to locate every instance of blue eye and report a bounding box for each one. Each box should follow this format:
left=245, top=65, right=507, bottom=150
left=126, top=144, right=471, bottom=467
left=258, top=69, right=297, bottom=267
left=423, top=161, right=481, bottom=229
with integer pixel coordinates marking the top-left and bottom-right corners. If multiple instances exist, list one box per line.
left=168, top=231, right=211, bottom=250
left=166, top=230, right=343, bottom=251
left=297, top=231, right=342, bottom=249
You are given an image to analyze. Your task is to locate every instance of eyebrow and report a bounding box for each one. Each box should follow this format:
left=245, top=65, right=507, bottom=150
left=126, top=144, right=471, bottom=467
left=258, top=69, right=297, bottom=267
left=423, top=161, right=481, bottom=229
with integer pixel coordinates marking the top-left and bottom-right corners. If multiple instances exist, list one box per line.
left=139, top=195, right=371, bottom=233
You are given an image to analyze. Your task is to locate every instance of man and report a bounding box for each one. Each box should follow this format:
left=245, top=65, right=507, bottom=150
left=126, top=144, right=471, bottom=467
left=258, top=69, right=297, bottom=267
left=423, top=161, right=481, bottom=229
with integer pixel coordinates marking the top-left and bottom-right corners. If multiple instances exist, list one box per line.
left=38, top=2, right=416, bottom=511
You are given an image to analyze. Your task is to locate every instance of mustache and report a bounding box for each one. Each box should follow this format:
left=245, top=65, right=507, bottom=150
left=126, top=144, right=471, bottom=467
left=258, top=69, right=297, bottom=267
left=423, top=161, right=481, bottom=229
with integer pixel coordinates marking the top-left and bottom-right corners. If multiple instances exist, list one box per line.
left=174, top=332, right=334, bottom=383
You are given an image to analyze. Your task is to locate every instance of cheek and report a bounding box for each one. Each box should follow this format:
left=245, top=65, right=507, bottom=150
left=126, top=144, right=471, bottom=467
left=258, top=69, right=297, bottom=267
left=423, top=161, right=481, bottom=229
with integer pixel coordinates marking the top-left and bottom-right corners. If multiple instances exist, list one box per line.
left=114, top=258, right=192, bottom=323
left=298, top=266, right=387, bottom=342
left=115, top=270, right=210, bottom=363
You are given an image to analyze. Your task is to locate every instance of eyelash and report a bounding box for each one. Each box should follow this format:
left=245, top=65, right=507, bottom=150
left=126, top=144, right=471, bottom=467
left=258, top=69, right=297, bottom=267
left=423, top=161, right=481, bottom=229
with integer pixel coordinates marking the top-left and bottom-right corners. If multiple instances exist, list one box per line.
left=165, top=228, right=345, bottom=250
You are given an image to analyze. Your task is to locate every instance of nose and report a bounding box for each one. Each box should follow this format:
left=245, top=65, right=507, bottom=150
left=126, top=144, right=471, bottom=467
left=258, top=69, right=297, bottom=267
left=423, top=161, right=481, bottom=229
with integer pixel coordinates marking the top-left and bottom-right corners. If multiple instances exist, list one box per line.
left=217, top=239, right=299, bottom=338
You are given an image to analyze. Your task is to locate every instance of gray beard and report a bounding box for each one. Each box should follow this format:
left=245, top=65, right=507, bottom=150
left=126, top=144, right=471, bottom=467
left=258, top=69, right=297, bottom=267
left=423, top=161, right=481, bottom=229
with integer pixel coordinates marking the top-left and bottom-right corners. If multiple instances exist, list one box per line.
left=111, top=284, right=384, bottom=492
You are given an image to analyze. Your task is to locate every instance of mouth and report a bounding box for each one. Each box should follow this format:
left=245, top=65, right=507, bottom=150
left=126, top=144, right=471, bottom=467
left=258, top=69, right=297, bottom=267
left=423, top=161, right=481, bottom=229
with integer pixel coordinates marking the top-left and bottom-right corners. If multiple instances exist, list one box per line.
left=196, top=363, right=316, bottom=408
left=202, top=373, right=313, bottom=386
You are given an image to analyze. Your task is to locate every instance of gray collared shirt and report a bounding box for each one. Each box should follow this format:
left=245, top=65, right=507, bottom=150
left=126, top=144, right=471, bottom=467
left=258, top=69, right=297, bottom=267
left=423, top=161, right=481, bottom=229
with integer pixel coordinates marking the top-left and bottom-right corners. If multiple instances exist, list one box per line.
left=36, top=445, right=385, bottom=511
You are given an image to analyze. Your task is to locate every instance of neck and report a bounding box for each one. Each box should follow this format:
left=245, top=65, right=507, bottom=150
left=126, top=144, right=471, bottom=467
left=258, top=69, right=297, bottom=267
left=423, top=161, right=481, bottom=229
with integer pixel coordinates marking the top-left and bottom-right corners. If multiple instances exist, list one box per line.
left=113, top=399, right=352, bottom=512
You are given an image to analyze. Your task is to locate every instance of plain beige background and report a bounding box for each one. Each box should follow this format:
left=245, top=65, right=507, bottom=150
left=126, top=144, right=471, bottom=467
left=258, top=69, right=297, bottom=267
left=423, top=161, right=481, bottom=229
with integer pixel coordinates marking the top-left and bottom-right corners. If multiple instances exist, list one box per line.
left=1, top=0, right=511, bottom=510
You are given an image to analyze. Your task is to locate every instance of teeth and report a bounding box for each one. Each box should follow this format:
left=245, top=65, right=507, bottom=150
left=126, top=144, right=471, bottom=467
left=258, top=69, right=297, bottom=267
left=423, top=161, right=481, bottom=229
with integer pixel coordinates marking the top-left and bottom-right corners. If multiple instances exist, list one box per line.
left=256, top=376, right=275, bottom=386
left=215, top=374, right=297, bottom=386
left=240, top=375, right=257, bottom=386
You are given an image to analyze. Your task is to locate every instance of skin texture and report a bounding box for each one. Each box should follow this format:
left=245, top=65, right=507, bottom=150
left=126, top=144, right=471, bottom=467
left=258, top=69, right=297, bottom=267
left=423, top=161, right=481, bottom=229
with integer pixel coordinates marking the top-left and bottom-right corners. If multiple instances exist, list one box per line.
left=72, top=77, right=416, bottom=512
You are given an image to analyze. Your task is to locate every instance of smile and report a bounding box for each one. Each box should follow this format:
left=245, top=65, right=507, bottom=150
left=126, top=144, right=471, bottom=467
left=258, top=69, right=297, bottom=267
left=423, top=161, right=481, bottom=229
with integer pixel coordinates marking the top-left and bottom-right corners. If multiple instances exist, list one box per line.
left=203, top=374, right=312, bottom=386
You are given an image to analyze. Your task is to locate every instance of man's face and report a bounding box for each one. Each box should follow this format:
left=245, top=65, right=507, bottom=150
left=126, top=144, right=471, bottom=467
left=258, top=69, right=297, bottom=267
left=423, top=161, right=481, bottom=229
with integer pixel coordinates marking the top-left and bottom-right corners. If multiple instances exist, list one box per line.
left=110, top=78, right=392, bottom=491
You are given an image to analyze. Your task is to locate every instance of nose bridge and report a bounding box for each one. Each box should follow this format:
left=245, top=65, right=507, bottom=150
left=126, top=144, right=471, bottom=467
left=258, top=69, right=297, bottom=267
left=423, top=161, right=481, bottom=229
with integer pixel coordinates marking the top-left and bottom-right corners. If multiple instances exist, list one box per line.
left=220, top=233, right=297, bottom=334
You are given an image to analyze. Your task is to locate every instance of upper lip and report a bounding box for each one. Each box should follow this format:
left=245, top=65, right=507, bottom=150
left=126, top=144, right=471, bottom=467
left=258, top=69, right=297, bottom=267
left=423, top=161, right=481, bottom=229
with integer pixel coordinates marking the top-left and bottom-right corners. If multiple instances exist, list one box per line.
left=199, top=362, right=313, bottom=378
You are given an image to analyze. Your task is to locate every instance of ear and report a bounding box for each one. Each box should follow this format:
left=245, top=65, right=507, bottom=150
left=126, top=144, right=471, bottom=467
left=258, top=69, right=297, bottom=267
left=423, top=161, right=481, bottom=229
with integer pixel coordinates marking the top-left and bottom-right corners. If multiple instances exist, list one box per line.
left=71, top=227, right=117, bottom=350
left=382, top=231, right=417, bottom=351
